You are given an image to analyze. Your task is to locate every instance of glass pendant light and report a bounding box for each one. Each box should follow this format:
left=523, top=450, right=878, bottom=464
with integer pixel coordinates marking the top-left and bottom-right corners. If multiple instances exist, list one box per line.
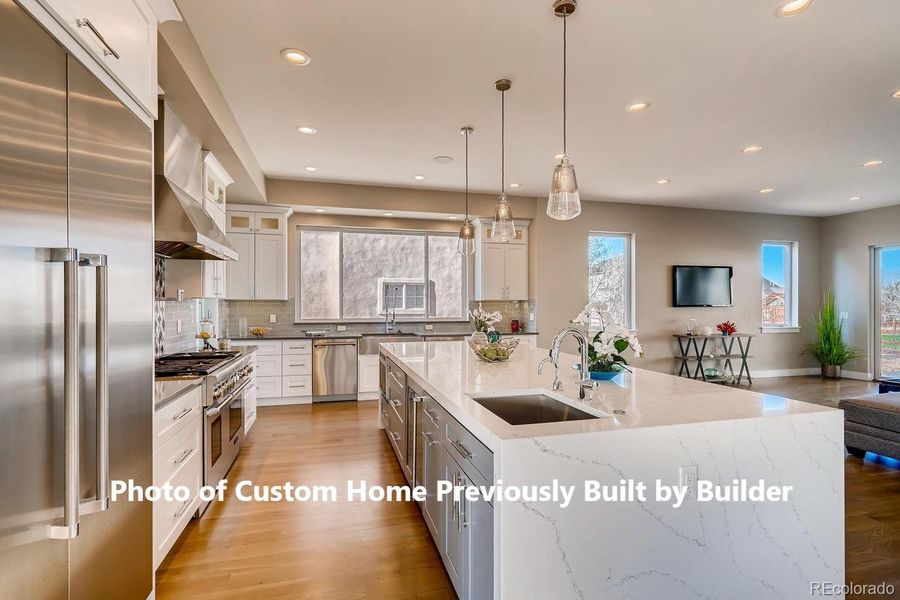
left=457, top=126, right=476, bottom=255
left=547, top=0, right=582, bottom=220
left=491, top=79, right=516, bottom=242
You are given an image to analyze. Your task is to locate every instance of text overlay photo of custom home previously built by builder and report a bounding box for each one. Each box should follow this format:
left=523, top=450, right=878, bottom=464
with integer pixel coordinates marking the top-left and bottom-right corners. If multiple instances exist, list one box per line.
left=2, top=0, right=900, bottom=599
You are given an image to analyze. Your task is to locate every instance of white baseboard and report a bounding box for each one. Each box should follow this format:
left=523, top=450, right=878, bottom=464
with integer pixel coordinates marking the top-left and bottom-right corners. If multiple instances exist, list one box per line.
left=751, top=368, right=873, bottom=380
left=753, top=368, right=819, bottom=378
left=257, top=395, right=312, bottom=406
left=357, top=392, right=379, bottom=401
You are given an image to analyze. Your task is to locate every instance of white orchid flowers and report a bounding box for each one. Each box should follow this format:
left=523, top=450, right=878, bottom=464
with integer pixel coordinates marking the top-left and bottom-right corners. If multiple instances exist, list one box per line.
left=470, top=306, right=503, bottom=332
left=571, top=302, right=643, bottom=372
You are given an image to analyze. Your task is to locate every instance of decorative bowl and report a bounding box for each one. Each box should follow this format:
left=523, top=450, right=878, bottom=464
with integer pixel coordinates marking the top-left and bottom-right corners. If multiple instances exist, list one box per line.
left=467, top=337, right=520, bottom=363
left=248, top=327, right=270, bottom=338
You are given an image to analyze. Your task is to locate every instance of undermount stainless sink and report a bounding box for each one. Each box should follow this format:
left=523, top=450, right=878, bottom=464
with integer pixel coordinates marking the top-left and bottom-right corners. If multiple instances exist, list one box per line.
left=471, top=392, right=603, bottom=425
left=359, top=334, right=418, bottom=354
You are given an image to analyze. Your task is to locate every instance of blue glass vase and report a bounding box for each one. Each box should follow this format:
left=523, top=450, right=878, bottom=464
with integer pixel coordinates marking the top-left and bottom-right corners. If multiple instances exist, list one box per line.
left=590, top=371, right=622, bottom=381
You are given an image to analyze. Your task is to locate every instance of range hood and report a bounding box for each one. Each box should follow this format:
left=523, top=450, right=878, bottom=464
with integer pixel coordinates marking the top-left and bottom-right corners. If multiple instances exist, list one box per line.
left=154, top=102, right=237, bottom=261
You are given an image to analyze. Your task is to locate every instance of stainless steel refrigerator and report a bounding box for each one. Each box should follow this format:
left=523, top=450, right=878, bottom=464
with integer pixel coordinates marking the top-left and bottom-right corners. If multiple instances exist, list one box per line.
left=0, top=0, right=154, bottom=598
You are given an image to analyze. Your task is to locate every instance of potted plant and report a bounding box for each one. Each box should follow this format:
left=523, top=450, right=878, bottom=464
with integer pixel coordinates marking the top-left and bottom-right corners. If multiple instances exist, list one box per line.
left=804, top=291, right=857, bottom=378
left=716, top=321, right=737, bottom=336
left=572, top=303, right=643, bottom=380
left=470, top=306, right=502, bottom=333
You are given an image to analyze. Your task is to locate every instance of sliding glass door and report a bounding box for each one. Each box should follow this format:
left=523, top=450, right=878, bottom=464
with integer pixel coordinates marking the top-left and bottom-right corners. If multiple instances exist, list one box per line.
left=875, top=245, right=900, bottom=379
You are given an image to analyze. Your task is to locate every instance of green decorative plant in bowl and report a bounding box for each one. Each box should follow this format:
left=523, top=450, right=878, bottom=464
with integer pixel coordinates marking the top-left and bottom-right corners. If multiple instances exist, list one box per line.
left=572, top=302, right=643, bottom=380
left=467, top=337, right=520, bottom=363
left=804, top=290, right=857, bottom=378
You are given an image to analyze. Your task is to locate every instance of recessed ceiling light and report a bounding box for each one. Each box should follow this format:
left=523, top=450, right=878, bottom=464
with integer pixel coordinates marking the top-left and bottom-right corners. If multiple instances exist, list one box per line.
left=413, top=175, right=425, bottom=181
left=281, top=48, right=311, bottom=66
left=848, top=196, right=862, bottom=201
left=893, top=90, right=900, bottom=99
left=742, top=145, right=763, bottom=154
left=863, top=160, right=883, bottom=168
left=314, top=208, right=325, bottom=213
left=448, top=216, right=458, bottom=220
left=297, top=126, right=317, bottom=135
left=304, top=166, right=317, bottom=172
left=626, top=102, right=650, bottom=112
left=656, top=179, right=670, bottom=184
left=509, top=183, right=520, bottom=188
left=775, top=0, right=815, bottom=17
left=383, top=212, right=393, bottom=217
left=759, top=188, right=775, bottom=194
left=433, top=155, right=453, bottom=164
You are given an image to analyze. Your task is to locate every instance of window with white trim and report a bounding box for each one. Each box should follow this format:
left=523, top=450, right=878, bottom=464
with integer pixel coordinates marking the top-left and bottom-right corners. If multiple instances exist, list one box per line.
left=761, top=241, right=798, bottom=327
left=297, top=227, right=467, bottom=321
left=588, top=232, right=634, bottom=328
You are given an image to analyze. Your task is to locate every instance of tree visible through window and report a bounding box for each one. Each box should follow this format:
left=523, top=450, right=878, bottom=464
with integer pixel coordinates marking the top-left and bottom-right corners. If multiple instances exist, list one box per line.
left=588, top=233, right=632, bottom=327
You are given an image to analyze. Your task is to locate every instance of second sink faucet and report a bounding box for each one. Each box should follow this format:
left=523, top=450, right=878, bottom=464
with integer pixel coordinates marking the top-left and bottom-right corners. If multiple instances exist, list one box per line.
left=538, top=326, right=593, bottom=400
left=383, top=307, right=396, bottom=333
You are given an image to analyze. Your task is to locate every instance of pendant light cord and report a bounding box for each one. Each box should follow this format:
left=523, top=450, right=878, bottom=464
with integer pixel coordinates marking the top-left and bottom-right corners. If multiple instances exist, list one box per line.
left=501, top=89, right=506, bottom=192
left=464, top=130, right=469, bottom=219
left=563, top=14, right=567, bottom=156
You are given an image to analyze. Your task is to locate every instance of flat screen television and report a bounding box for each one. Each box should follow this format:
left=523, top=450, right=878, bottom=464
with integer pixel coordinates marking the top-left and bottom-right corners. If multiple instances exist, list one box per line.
left=672, top=265, right=733, bottom=307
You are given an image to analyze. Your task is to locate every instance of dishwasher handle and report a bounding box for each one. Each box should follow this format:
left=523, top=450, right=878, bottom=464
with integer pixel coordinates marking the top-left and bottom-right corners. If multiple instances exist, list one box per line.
left=313, top=341, right=358, bottom=347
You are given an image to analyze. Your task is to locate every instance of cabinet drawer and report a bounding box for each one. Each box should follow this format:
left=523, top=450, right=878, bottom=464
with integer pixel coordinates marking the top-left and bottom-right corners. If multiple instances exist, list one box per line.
left=255, top=376, right=282, bottom=398
left=255, top=354, right=282, bottom=377
left=154, top=385, right=202, bottom=449
left=282, top=355, right=312, bottom=376
left=444, top=414, right=494, bottom=484
left=251, top=340, right=282, bottom=356
left=153, top=452, right=201, bottom=570
left=383, top=400, right=405, bottom=464
left=153, top=413, right=201, bottom=488
left=282, top=340, right=311, bottom=355
left=283, top=375, right=312, bottom=396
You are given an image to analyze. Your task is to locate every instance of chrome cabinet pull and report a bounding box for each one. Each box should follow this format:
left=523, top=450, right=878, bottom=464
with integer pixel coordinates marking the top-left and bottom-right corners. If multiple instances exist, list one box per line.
left=173, top=447, right=195, bottom=465
left=80, top=253, right=110, bottom=515
left=460, top=476, right=468, bottom=529
left=421, top=430, right=439, bottom=446
left=75, top=18, right=120, bottom=59
left=450, top=439, right=473, bottom=460
left=172, top=407, right=192, bottom=421
left=388, top=398, right=401, bottom=408
left=423, top=409, right=440, bottom=425
left=390, top=431, right=401, bottom=441
left=410, top=395, right=426, bottom=403
left=388, top=371, right=403, bottom=387
left=48, top=248, right=80, bottom=540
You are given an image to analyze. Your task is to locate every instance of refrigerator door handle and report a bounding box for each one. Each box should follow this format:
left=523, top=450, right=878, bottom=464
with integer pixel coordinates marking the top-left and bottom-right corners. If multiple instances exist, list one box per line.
left=46, top=248, right=81, bottom=540
left=79, top=254, right=111, bottom=515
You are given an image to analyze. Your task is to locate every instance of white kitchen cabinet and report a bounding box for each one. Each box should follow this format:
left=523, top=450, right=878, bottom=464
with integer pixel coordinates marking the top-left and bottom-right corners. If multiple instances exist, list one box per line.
left=231, top=339, right=314, bottom=405
left=357, top=354, right=380, bottom=400
left=35, top=0, right=178, bottom=120
left=473, top=220, right=529, bottom=301
left=226, top=205, right=292, bottom=300
left=244, top=351, right=258, bottom=434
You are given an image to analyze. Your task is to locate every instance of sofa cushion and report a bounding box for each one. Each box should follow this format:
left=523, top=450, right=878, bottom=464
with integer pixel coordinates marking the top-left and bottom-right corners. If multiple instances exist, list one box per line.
left=838, top=392, right=900, bottom=433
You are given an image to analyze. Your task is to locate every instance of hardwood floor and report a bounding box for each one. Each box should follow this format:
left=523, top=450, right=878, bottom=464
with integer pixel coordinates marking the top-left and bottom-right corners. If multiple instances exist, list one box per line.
left=156, top=377, right=900, bottom=599
left=155, top=402, right=455, bottom=600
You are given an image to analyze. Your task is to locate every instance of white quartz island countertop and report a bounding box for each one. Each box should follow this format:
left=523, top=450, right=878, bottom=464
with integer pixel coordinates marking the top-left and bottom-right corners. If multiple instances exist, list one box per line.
left=380, top=340, right=846, bottom=600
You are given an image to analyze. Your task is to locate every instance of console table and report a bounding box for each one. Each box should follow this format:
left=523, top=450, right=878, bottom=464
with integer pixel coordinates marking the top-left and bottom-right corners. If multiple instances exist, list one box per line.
left=674, top=333, right=754, bottom=385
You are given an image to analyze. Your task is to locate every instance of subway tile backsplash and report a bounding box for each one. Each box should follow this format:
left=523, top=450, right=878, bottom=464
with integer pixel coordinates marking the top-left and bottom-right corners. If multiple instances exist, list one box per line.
left=218, top=298, right=536, bottom=338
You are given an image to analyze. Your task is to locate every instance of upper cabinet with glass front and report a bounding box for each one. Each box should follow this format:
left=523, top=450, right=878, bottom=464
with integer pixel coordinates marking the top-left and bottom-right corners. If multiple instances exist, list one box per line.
left=226, top=205, right=293, bottom=300
left=473, top=219, right=529, bottom=301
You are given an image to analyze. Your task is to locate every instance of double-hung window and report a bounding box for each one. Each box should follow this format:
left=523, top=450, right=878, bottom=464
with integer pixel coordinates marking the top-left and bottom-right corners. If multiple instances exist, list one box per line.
left=296, top=227, right=467, bottom=321
left=761, top=241, right=799, bottom=329
left=587, top=232, right=634, bottom=329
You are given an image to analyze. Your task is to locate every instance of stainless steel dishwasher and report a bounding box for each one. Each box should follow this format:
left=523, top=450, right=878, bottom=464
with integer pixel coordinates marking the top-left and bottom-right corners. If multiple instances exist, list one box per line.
left=312, top=339, right=359, bottom=402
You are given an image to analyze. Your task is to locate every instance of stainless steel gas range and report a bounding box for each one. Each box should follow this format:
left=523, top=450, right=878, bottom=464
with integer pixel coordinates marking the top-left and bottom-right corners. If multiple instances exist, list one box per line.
left=155, top=350, right=254, bottom=515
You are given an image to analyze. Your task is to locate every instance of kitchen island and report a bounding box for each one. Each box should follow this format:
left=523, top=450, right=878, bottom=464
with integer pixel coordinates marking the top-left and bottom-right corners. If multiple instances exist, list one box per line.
left=378, top=340, right=844, bottom=600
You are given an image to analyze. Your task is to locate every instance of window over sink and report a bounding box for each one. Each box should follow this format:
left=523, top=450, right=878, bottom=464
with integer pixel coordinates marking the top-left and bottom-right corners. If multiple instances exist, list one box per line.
left=296, top=226, right=468, bottom=322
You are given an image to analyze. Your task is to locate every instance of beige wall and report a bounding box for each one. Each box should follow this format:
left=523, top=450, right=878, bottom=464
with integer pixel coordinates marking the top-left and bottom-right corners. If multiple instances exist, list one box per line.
left=267, top=178, right=536, bottom=220
left=531, top=201, right=823, bottom=374
left=821, top=203, right=900, bottom=376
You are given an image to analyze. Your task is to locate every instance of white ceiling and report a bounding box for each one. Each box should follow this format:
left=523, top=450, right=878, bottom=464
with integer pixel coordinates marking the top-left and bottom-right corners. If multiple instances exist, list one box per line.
left=179, top=0, right=900, bottom=217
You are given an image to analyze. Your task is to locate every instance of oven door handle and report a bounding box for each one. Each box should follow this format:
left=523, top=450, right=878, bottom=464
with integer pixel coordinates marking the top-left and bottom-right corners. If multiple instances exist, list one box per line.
left=206, top=380, right=249, bottom=417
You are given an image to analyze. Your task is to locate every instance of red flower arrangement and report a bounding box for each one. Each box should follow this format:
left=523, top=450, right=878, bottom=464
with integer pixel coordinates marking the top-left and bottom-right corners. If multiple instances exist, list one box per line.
left=716, top=321, right=737, bottom=335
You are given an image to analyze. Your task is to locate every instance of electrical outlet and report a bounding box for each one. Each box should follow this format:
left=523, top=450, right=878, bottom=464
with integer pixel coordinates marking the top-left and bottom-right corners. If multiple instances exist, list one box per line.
left=336, top=325, right=347, bottom=332
left=840, top=311, right=849, bottom=320
left=269, top=314, right=277, bottom=323
left=679, top=465, right=698, bottom=499
left=424, top=324, right=434, bottom=331
left=176, top=319, right=182, bottom=334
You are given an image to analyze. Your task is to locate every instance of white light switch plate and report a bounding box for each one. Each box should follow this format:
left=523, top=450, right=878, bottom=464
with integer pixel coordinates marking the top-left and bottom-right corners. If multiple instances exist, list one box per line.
left=424, top=324, right=434, bottom=331
left=679, top=465, right=698, bottom=499
left=840, top=311, right=849, bottom=320
left=337, top=325, right=347, bottom=332
left=269, top=314, right=277, bottom=323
